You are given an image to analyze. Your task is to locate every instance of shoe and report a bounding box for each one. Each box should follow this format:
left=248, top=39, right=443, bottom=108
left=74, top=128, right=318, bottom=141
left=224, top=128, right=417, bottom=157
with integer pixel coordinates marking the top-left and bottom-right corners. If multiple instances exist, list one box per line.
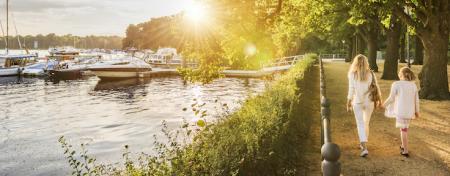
left=360, top=149, right=369, bottom=157
left=400, top=146, right=409, bottom=157
left=400, top=152, right=410, bottom=157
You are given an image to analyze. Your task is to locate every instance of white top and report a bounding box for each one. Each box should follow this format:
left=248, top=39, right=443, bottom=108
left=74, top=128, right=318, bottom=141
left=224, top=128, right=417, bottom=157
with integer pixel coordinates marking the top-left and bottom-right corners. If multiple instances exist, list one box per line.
left=384, top=81, right=420, bottom=119
left=347, top=72, right=374, bottom=103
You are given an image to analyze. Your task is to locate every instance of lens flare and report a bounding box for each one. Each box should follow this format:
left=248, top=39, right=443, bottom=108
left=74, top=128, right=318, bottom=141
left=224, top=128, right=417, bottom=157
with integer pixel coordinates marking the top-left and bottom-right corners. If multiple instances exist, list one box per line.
left=244, top=43, right=257, bottom=56
left=184, top=2, right=207, bottom=24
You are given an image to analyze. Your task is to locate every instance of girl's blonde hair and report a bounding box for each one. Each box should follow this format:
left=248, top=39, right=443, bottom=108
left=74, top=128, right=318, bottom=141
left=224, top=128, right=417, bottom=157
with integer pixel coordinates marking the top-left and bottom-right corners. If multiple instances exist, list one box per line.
left=349, top=54, right=371, bottom=81
left=399, top=67, right=416, bottom=81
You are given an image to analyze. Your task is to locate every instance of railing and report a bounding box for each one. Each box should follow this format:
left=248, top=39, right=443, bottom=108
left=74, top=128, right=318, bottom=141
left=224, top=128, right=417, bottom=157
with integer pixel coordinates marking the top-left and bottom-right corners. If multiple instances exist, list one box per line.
left=320, top=54, right=347, bottom=60
left=319, top=56, right=341, bottom=176
left=262, top=55, right=304, bottom=68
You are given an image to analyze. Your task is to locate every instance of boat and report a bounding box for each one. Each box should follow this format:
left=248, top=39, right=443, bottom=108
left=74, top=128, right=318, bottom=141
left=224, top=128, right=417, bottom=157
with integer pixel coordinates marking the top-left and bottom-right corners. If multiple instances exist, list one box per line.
left=48, top=60, right=88, bottom=77
left=143, top=48, right=186, bottom=68
left=21, top=60, right=58, bottom=76
left=48, top=47, right=80, bottom=60
left=0, top=0, right=37, bottom=76
left=47, top=47, right=104, bottom=78
left=0, top=54, right=36, bottom=76
left=88, top=57, right=152, bottom=80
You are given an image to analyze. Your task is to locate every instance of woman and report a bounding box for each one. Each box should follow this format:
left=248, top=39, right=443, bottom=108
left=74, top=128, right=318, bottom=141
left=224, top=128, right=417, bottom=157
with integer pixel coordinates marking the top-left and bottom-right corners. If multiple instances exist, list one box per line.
left=346, top=54, right=381, bottom=157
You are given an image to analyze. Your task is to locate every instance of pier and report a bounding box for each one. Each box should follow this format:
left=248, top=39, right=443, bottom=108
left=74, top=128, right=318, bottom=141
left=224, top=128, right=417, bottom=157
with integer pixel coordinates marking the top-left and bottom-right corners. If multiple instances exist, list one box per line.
left=137, top=55, right=304, bottom=78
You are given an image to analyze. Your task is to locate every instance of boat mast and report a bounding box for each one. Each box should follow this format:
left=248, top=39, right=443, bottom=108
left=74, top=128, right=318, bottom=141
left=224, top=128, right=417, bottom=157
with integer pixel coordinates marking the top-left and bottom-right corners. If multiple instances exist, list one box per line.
left=6, top=0, right=9, bottom=54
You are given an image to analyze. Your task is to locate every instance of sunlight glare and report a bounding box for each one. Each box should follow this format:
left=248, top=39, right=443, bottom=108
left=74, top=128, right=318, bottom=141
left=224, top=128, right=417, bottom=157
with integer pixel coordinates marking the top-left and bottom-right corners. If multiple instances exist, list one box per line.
left=184, top=1, right=208, bottom=24
left=244, top=43, right=257, bottom=56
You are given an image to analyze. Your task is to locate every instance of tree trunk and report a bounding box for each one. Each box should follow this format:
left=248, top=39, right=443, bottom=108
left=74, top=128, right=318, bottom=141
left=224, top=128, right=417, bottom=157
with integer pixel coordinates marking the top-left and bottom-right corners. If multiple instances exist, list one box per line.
left=357, top=34, right=365, bottom=54
left=399, top=31, right=407, bottom=63
left=392, top=0, right=449, bottom=100
left=412, top=35, right=423, bottom=65
left=366, top=30, right=378, bottom=72
left=382, top=14, right=401, bottom=80
left=352, top=35, right=357, bottom=59
left=419, top=33, right=450, bottom=100
left=346, top=37, right=353, bottom=62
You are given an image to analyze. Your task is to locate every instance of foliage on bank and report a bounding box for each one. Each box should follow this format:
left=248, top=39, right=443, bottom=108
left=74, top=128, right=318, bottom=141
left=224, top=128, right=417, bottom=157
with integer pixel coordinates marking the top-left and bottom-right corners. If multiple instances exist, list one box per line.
left=60, top=54, right=318, bottom=176
left=0, top=34, right=122, bottom=49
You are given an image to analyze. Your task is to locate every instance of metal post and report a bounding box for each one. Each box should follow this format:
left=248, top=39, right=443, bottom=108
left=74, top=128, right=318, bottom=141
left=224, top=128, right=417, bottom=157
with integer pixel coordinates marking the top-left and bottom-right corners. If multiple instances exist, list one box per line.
left=6, top=0, right=9, bottom=54
left=319, top=56, right=341, bottom=176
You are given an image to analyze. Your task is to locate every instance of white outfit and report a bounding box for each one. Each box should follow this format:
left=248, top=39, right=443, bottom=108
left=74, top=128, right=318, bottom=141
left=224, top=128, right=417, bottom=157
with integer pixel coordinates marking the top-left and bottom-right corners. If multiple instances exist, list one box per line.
left=384, top=81, right=419, bottom=128
left=348, top=72, right=375, bottom=143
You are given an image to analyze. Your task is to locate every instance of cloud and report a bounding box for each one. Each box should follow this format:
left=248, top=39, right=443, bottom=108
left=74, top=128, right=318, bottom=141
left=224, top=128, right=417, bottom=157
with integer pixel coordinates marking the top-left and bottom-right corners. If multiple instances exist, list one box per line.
left=0, top=0, right=191, bottom=36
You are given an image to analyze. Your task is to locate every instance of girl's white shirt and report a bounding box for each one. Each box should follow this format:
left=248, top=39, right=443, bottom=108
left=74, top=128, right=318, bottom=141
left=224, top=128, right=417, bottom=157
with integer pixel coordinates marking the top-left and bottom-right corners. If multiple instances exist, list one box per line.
left=384, top=80, right=420, bottom=119
left=347, top=72, right=373, bottom=104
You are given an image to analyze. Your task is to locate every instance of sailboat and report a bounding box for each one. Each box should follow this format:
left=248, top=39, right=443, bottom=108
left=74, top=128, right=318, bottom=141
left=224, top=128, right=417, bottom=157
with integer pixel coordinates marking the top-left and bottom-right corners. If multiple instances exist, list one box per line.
left=0, top=0, right=36, bottom=76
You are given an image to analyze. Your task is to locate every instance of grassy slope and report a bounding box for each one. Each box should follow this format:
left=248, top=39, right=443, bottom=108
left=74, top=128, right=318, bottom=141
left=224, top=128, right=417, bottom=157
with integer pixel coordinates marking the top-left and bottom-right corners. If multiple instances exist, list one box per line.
left=172, top=55, right=318, bottom=175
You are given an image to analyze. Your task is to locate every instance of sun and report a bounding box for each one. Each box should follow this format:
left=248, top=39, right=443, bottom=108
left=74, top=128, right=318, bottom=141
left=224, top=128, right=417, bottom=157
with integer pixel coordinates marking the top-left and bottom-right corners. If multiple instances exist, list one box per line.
left=184, top=1, right=208, bottom=24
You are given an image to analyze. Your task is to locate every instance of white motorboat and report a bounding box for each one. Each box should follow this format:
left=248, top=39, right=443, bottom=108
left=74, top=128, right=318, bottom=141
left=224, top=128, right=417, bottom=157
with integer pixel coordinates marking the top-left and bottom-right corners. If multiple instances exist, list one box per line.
left=48, top=47, right=80, bottom=57
left=144, top=48, right=182, bottom=66
left=47, top=51, right=102, bottom=78
left=88, top=57, right=152, bottom=80
left=22, top=60, right=58, bottom=76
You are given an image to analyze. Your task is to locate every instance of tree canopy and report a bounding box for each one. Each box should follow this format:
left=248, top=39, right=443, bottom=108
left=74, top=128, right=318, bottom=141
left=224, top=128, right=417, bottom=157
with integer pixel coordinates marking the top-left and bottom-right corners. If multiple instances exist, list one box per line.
left=123, top=0, right=449, bottom=99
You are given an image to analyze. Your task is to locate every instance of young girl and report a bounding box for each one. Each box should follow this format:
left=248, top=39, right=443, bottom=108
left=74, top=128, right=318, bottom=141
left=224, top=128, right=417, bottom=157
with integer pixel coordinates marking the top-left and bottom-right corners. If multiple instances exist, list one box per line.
left=383, top=67, right=420, bottom=157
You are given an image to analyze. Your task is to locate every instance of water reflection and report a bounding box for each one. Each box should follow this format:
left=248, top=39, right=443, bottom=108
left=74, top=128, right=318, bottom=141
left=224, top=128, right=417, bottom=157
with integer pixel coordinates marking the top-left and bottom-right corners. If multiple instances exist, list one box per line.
left=0, top=76, right=266, bottom=175
left=0, top=76, right=37, bottom=85
left=94, top=78, right=152, bottom=91
left=47, top=75, right=90, bottom=84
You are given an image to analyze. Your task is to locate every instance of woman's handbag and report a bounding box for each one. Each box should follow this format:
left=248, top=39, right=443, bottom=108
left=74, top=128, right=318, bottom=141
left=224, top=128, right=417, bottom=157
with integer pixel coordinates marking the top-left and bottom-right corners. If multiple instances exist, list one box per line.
left=367, top=71, right=382, bottom=108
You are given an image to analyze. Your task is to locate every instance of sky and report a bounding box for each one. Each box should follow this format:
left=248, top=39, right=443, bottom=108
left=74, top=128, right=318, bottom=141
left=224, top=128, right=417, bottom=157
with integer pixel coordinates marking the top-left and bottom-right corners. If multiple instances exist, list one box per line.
left=0, top=0, right=194, bottom=36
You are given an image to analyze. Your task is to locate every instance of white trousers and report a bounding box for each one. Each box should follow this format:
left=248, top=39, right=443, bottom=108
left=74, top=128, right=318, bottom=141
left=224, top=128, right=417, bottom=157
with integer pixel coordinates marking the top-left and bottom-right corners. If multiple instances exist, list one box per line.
left=352, top=101, right=374, bottom=143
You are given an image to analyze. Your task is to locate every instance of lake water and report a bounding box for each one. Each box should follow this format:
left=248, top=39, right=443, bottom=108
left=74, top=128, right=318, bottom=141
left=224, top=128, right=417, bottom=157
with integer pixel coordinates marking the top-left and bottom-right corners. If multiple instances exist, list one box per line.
left=0, top=76, right=266, bottom=175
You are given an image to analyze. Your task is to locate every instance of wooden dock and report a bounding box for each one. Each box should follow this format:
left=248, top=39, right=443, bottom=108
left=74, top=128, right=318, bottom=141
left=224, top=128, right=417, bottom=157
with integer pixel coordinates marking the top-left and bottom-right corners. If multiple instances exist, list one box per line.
left=135, top=55, right=304, bottom=78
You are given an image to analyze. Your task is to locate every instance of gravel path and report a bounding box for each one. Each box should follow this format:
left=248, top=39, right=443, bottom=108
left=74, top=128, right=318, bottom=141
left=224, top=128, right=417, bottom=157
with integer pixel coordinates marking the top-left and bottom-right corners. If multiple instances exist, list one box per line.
left=321, top=62, right=450, bottom=176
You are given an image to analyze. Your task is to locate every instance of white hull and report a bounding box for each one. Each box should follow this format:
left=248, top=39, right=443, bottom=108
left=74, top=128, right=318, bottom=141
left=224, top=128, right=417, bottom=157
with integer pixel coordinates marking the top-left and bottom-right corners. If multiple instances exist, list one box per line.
left=0, top=68, right=20, bottom=76
left=88, top=56, right=152, bottom=79
left=22, top=69, right=45, bottom=76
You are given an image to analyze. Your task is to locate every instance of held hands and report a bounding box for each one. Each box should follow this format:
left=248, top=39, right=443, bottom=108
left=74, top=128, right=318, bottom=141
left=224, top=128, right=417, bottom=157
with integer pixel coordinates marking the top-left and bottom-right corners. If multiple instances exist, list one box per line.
left=377, top=101, right=384, bottom=109
left=415, top=112, right=420, bottom=119
left=346, top=99, right=352, bottom=112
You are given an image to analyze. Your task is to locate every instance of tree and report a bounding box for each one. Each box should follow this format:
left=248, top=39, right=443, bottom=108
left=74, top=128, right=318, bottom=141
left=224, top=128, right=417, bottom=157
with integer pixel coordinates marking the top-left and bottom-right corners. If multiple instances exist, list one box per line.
left=381, top=12, right=402, bottom=80
left=347, top=0, right=382, bottom=72
left=399, top=25, right=408, bottom=63
left=122, top=24, right=141, bottom=49
left=393, top=0, right=449, bottom=100
left=412, top=35, right=423, bottom=65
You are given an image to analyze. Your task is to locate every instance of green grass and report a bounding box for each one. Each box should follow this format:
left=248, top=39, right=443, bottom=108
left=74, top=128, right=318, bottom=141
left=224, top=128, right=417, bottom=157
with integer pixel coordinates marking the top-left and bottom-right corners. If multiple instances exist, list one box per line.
left=59, top=54, right=318, bottom=176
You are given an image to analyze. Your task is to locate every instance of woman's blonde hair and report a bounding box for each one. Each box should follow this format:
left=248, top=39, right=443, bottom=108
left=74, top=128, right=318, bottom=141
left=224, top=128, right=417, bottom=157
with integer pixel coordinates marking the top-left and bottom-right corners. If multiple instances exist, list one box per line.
left=399, top=67, right=416, bottom=81
left=349, top=54, right=371, bottom=81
